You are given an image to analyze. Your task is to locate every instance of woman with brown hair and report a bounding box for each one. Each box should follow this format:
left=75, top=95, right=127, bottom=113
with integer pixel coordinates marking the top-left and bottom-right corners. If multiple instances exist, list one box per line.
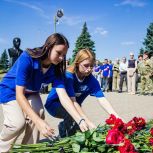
left=45, top=48, right=120, bottom=138
left=0, top=33, right=88, bottom=152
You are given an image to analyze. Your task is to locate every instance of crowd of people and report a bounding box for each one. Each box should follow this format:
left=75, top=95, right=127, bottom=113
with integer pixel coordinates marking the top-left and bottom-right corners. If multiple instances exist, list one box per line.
left=93, top=51, right=153, bottom=95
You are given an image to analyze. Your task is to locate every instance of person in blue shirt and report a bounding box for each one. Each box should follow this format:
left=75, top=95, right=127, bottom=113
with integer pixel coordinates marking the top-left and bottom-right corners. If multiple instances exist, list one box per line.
left=45, top=48, right=120, bottom=138
left=100, top=59, right=110, bottom=92
left=108, top=60, right=113, bottom=92
left=0, top=33, right=89, bottom=152
left=92, top=60, right=101, bottom=85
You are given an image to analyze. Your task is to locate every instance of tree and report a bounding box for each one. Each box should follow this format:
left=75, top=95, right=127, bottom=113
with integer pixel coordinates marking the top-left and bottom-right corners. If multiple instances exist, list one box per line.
left=140, top=22, right=153, bottom=56
left=139, top=47, right=144, bottom=55
left=0, top=49, right=9, bottom=70
left=72, top=22, right=95, bottom=62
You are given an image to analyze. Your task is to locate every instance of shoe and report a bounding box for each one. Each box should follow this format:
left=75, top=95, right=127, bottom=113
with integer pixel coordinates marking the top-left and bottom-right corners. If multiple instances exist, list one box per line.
left=67, top=121, right=79, bottom=136
left=143, top=93, right=148, bottom=96
left=146, top=93, right=153, bottom=96
left=118, top=90, right=122, bottom=93
left=58, top=121, right=67, bottom=138
left=131, top=92, right=135, bottom=95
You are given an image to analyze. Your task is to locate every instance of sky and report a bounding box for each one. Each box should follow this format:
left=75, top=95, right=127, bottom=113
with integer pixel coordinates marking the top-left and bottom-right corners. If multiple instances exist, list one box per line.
left=0, top=0, right=153, bottom=61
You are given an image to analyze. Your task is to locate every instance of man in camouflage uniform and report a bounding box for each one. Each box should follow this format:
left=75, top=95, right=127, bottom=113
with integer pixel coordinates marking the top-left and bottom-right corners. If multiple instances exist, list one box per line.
left=138, top=51, right=153, bottom=95
left=150, top=52, right=153, bottom=94
left=137, top=54, right=143, bottom=92
left=112, top=58, right=120, bottom=91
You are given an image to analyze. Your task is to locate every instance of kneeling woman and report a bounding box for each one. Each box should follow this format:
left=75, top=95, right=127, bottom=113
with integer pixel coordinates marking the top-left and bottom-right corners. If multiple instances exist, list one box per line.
left=45, top=49, right=121, bottom=137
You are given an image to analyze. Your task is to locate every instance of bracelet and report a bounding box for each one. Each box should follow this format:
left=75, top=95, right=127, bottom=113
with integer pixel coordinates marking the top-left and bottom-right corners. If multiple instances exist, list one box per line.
left=78, top=118, right=85, bottom=125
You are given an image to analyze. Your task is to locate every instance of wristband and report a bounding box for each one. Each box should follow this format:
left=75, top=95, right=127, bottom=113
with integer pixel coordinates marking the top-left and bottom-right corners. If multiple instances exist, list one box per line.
left=78, top=118, right=85, bottom=125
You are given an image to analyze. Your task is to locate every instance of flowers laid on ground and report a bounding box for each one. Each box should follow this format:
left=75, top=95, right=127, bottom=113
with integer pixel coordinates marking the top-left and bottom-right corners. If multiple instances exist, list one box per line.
left=11, top=115, right=153, bottom=152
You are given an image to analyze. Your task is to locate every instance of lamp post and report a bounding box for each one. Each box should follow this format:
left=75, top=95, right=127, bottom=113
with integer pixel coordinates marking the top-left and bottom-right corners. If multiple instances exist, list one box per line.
left=54, top=9, right=64, bottom=33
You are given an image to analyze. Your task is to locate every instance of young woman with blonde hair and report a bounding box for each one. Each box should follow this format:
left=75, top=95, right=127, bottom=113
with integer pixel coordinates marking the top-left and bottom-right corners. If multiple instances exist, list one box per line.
left=45, top=48, right=120, bottom=137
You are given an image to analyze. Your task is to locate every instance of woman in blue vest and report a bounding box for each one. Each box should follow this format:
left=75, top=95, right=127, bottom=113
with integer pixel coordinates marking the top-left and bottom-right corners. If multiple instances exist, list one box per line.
left=45, top=48, right=120, bottom=137
left=0, top=33, right=88, bottom=152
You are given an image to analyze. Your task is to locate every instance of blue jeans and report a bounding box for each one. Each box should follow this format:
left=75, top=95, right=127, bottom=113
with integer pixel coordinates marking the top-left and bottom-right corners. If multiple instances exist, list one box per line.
left=101, top=77, right=108, bottom=91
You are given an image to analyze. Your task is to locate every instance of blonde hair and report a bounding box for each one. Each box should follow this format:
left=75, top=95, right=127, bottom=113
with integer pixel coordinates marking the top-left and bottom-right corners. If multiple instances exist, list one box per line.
left=67, top=48, right=95, bottom=73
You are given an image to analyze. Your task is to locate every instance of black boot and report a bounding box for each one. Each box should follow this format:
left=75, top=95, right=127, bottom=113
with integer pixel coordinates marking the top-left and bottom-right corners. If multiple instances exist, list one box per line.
left=58, top=121, right=67, bottom=138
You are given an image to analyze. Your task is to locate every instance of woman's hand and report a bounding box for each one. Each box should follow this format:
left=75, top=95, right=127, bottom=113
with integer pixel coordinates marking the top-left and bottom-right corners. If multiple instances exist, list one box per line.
left=36, top=118, right=55, bottom=138
left=78, top=119, right=89, bottom=132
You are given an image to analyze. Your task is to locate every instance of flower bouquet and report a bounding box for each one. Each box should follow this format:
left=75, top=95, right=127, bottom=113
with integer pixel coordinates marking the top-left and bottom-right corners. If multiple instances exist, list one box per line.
left=11, top=115, right=153, bottom=153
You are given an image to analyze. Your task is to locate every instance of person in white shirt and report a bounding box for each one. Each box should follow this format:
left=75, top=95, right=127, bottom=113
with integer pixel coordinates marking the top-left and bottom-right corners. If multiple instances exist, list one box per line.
left=127, top=52, right=137, bottom=95
left=118, top=57, right=128, bottom=93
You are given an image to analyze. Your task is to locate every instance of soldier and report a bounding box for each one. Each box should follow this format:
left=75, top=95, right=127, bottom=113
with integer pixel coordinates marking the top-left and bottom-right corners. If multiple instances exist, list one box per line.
left=136, top=54, right=143, bottom=92
left=112, top=58, right=120, bottom=91
left=150, top=52, right=153, bottom=67
left=149, top=52, right=153, bottom=94
left=139, top=51, right=153, bottom=95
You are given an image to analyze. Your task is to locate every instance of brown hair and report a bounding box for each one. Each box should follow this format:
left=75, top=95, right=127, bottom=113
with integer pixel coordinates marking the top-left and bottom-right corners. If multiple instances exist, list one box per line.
left=27, top=33, right=69, bottom=78
left=67, top=48, right=95, bottom=73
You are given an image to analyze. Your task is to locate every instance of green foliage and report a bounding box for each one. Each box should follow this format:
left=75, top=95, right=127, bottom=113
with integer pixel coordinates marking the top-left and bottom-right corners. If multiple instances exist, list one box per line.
left=72, top=22, right=95, bottom=62
left=11, top=121, right=153, bottom=153
left=0, top=49, right=9, bottom=70
left=139, top=47, right=144, bottom=55
left=141, top=22, right=153, bottom=56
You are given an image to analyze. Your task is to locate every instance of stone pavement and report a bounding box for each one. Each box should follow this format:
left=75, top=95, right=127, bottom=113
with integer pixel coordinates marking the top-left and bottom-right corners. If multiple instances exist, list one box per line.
left=0, top=92, right=153, bottom=142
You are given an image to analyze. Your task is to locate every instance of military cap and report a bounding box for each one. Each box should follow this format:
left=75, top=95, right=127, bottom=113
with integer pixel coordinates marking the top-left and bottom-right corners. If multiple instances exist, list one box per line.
left=143, top=51, right=149, bottom=55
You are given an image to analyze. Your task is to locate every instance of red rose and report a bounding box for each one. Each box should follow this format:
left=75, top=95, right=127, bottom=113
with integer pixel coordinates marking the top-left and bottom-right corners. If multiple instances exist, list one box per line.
left=150, top=128, right=153, bottom=136
left=113, top=118, right=126, bottom=133
left=149, top=138, right=153, bottom=146
left=106, top=129, right=124, bottom=145
left=125, top=120, right=137, bottom=135
left=118, top=139, right=138, bottom=153
left=105, top=114, right=117, bottom=125
left=133, top=117, right=146, bottom=130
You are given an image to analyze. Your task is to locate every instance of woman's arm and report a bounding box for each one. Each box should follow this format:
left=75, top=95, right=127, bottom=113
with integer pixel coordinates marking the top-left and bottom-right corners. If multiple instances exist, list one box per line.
left=70, top=97, right=96, bottom=129
left=97, top=97, right=120, bottom=118
left=56, top=88, right=89, bottom=132
left=16, top=86, right=54, bottom=138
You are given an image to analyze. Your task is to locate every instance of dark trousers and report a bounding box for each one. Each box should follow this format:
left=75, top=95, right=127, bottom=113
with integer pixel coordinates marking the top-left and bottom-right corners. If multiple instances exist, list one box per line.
left=119, top=73, right=127, bottom=92
left=54, top=106, right=80, bottom=138
left=108, top=77, right=113, bottom=91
